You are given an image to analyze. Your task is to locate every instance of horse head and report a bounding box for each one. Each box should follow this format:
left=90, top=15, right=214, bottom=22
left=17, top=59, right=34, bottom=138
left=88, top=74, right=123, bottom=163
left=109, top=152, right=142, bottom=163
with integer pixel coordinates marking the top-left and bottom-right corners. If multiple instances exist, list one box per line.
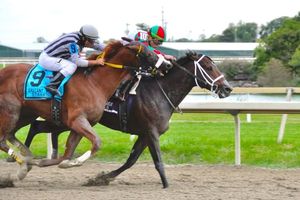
left=173, top=52, right=232, bottom=98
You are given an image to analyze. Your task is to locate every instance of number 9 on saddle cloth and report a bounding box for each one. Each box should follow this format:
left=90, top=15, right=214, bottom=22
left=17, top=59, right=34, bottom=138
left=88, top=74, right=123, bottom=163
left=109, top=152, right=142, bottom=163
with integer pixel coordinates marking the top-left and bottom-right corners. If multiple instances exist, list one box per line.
left=24, top=64, right=71, bottom=100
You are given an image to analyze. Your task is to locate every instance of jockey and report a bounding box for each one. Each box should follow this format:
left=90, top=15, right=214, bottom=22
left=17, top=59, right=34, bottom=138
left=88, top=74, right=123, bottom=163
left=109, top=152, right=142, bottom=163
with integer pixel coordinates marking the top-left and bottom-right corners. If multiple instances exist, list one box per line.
left=39, top=24, right=105, bottom=96
left=132, top=26, right=176, bottom=60
left=115, top=25, right=175, bottom=101
left=144, top=25, right=176, bottom=61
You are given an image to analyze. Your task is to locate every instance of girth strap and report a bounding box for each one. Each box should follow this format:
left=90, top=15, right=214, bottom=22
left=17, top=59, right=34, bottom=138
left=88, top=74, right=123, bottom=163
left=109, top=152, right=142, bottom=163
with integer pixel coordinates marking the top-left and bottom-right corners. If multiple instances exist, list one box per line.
left=118, top=101, right=128, bottom=132
left=51, top=99, right=62, bottom=125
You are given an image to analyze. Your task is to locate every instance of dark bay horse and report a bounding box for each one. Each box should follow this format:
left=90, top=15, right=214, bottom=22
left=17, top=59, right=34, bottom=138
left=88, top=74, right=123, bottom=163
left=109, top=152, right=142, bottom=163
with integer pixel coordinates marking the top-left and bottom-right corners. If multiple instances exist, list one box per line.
left=0, top=40, right=168, bottom=183
left=24, top=52, right=232, bottom=188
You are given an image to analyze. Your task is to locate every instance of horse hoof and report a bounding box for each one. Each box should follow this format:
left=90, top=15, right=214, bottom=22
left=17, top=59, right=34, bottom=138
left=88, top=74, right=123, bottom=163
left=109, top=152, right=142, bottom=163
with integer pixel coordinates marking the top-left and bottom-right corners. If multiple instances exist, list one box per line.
left=83, top=172, right=113, bottom=186
left=38, top=159, right=60, bottom=167
left=17, top=163, right=29, bottom=180
left=0, top=174, right=14, bottom=188
left=6, top=157, right=16, bottom=163
left=58, top=159, right=83, bottom=168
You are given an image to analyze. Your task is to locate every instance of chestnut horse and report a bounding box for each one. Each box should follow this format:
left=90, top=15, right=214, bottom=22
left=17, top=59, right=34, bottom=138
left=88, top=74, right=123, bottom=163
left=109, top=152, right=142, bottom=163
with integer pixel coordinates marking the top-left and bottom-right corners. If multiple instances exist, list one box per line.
left=24, top=52, right=232, bottom=188
left=0, top=40, right=169, bottom=183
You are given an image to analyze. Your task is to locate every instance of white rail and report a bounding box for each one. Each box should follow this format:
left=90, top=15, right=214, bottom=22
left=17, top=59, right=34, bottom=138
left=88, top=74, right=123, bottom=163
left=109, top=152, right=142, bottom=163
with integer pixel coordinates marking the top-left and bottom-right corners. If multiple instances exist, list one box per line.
left=0, top=58, right=38, bottom=67
left=179, top=100, right=300, bottom=165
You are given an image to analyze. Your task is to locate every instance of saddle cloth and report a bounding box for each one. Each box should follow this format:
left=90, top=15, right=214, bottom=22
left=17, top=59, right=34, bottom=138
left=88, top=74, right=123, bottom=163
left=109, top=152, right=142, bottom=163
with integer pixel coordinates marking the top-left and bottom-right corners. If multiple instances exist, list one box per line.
left=24, top=64, right=71, bottom=100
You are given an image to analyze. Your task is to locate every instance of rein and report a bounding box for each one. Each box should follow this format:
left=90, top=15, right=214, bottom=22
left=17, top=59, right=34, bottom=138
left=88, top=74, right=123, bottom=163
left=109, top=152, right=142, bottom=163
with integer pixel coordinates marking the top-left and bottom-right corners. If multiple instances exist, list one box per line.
left=155, top=78, right=182, bottom=114
left=96, top=45, right=143, bottom=69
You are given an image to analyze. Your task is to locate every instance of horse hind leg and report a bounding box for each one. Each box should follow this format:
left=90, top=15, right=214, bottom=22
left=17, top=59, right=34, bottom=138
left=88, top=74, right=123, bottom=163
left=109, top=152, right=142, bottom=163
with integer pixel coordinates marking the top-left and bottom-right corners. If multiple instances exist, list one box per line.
left=0, top=98, right=31, bottom=182
left=0, top=140, right=15, bottom=187
left=0, top=139, right=29, bottom=183
left=4, top=136, right=36, bottom=181
left=8, top=136, right=36, bottom=166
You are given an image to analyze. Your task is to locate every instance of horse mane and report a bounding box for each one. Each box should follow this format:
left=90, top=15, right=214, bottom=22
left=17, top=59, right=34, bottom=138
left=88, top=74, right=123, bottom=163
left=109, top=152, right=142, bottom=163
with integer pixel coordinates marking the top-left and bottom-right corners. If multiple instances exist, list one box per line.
left=102, top=40, right=124, bottom=60
left=175, top=51, right=197, bottom=65
left=186, top=51, right=198, bottom=58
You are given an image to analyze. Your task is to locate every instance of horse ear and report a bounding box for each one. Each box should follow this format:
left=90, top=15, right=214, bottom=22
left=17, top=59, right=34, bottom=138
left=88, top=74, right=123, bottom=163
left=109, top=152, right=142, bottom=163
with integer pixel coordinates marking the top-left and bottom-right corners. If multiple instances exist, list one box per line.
left=121, top=37, right=133, bottom=42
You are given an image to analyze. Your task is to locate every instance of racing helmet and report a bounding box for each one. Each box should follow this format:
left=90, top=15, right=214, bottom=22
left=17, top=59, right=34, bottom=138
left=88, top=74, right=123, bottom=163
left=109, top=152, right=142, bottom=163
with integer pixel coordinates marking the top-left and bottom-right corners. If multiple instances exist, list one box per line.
left=80, top=25, right=99, bottom=40
left=148, top=25, right=166, bottom=41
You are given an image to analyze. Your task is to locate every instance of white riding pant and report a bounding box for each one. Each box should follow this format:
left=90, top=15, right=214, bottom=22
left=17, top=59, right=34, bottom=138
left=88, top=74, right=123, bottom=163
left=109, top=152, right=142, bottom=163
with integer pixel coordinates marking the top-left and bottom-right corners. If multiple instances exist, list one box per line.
left=39, top=52, right=77, bottom=77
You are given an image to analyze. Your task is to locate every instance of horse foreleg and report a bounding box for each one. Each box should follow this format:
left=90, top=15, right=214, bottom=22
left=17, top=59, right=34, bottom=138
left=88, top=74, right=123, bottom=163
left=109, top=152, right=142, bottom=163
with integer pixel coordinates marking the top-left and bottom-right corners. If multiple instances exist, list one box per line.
left=147, top=132, right=168, bottom=188
left=83, top=135, right=147, bottom=186
left=58, top=131, right=83, bottom=168
left=38, top=131, right=79, bottom=167
left=68, top=116, right=101, bottom=162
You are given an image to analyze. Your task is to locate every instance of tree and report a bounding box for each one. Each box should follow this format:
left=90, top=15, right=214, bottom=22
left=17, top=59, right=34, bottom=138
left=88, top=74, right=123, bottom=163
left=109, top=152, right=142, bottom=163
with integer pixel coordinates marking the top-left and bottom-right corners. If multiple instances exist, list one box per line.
left=36, top=36, right=48, bottom=43
left=263, top=19, right=300, bottom=64
left=254, top=17, right=300, bottom=77
left=219, top=24, right=235, bottom=42
left=201, top=34, right=221, bottom=42
left=259, top=17, right=288, bottom=39
left=218, top=60, right=254, bottom=81
left=257, top=58, right=293, bottom=86
left=202, top=22, right=258, bottom=42
left=288, top=45, right=300, bottom=76
left=174, top=38, right=191, bottom=42
left=236, top=22, right=257, bottom=42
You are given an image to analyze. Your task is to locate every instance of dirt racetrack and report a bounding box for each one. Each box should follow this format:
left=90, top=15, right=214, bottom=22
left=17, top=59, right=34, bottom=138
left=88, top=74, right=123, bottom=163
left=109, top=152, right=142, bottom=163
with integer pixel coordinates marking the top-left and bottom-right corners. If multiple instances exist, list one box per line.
left=0, top=159, right=300, bottom=200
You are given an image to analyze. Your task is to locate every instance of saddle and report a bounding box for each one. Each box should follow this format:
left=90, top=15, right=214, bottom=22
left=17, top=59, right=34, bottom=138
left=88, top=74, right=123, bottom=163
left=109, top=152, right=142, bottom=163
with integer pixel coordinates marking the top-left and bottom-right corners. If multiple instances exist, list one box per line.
left=104, top=95, right=134, bottom=132
left=24, top=64, right=71, bottom=100
left=24, top=64, right=71, bottom=125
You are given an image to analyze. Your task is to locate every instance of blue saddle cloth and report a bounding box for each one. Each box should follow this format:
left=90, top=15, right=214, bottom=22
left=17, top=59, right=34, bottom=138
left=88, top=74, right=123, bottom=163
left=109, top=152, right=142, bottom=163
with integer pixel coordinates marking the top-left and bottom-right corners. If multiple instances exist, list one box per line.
left=24, top=64, right=71, bottom=100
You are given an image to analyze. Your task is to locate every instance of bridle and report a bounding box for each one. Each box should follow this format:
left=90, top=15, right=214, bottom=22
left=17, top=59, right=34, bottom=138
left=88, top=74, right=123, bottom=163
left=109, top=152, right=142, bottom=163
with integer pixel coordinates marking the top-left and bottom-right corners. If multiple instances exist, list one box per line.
left=193, top=55, right=224, bottom=97
left=156, top=54, right=224, bottom=112
left=167, top=54, right=224, bottom=96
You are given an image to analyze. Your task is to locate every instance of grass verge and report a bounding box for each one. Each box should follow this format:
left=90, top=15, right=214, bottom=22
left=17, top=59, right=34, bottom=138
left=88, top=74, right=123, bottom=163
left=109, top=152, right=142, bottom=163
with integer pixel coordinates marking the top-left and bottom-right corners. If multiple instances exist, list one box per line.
left=1, top=113, right=300, bottom=168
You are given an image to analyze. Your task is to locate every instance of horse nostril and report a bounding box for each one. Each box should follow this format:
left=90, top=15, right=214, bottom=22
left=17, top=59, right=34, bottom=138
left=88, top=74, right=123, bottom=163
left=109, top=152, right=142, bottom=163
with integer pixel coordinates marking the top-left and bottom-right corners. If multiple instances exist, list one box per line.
left=225, top=86, right=233, bottom=93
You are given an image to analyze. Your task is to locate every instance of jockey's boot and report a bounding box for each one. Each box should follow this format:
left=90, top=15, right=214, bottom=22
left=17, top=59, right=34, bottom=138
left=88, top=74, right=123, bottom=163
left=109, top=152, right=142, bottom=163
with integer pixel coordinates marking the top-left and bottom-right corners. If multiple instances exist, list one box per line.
left=115, top=77, right=139, bottom=101
left=114, top=79, right=132, bottom=101
left=45, top=72, right=65, bottom=96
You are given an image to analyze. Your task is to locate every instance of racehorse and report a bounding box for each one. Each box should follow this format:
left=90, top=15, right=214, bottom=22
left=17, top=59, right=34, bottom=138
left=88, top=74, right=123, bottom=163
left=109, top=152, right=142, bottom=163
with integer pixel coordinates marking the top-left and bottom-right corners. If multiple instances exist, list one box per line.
left=0, top=40, right=169, bottom=184
left=24, top=52, right=232, bottom=188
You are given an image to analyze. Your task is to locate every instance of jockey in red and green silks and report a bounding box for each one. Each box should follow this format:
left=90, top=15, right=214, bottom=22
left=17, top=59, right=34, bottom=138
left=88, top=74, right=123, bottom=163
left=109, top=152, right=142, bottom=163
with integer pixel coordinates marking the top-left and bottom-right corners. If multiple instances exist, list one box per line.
left=134, top=26, right=176, bottom=61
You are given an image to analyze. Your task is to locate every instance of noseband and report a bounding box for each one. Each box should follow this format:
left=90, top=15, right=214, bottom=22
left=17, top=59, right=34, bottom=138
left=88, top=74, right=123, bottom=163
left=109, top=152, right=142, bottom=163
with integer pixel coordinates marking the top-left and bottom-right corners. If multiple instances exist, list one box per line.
left=170, top=54, right=224, bottom=96
left=194, top=55, right=224, bottom=96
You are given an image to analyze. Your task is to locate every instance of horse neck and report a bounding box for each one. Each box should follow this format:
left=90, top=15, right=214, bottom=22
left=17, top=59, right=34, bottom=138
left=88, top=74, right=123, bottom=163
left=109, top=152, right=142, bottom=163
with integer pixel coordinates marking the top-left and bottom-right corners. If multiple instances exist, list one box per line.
left=90, top=66, right=128, bottom=99
left=153, top=67, right=195, bottom=107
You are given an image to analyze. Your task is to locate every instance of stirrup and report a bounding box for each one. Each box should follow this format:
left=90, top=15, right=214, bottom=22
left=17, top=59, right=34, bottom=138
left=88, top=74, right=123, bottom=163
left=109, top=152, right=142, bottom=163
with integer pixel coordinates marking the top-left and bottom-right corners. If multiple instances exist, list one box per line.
left=115, top=92, right=126, bottom=101
left=45, top=86, right=61, bottom=96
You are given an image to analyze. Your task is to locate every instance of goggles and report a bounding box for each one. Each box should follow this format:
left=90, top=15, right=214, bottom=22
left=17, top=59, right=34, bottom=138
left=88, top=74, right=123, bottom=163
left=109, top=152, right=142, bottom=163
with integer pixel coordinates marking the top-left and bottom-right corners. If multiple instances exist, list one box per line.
left=152, top=38, right=163, bottom=45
